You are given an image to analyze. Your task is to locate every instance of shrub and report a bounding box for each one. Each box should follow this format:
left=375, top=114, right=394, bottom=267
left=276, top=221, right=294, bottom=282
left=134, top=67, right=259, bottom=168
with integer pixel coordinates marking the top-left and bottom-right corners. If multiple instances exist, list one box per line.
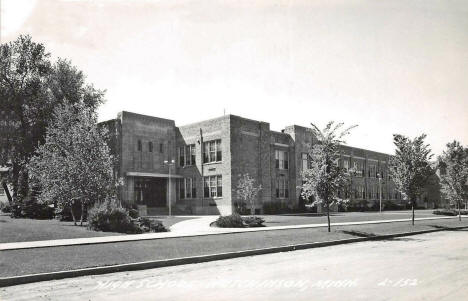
left=433, top=209, right=468, bottom=216
left=214, top=213, right=244, bottom=228
left=55, top=202, right=85, bottom=221
left=213, top=214, right=266, bottom=228
left=136, top=217, right=167, bottom=232
left=263, top=202, right=297, bottom=214
left=88, top=201, right=139, bottom=233
left=87, top=201, right=167, bottom=233
left=242, top=216, right=265, bottom=227
left=0, top=201, right=11, bottom=213
left=128, top=208, right=139, bottom=219
left=9, top=199, right=55, bottom=219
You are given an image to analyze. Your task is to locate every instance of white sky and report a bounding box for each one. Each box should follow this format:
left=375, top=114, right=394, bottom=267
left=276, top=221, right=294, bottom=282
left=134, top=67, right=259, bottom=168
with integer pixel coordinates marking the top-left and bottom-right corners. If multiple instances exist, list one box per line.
left=1, top=0, right=467, bottom=155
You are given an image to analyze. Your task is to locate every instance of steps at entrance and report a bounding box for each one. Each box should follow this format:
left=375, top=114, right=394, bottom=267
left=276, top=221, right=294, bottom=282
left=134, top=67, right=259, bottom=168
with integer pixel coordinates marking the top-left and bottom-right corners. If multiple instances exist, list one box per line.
left=146, top=205, right=192, bottom=216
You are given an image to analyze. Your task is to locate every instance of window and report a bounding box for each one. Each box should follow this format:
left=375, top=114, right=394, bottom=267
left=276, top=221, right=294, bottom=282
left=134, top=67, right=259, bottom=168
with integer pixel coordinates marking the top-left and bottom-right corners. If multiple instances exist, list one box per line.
left=179, top=147, right=185, bottom=167
left=159, top=143, right=164, bottom=153
left=276, top=178, right=289, bottom=198
left=179, top=178, right=196, bottom=199
left=204, top=175, right=222, bottom=198
left=148, top=142, right=153, bottom=152
left=343, top=159, right=349, bottom=171
left=179, top=144, right=196, bottom=167
left=275, top=150, right=289, bottom=169
left=137, top=140, right=142, bottom=152
left=353, top=160, right=364, bottom=177
left=203, top=140, right=222, bottom=163
left=301, top=153, right=308, bottom=171
left=368, top=165, right=376, bottom=178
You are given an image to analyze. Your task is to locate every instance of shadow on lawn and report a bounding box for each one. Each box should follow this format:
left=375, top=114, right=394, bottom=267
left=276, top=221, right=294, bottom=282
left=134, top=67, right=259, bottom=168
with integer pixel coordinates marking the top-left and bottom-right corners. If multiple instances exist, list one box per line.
left=340, top=230, right=377, bottom=238
left=428, top=224, right=468, bottom=231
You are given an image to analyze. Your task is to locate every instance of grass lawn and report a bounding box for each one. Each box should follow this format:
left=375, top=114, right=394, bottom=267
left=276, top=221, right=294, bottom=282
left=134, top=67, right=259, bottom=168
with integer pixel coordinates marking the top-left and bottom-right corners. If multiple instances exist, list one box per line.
left=260, top=209, right=438, bottom=227
left=1, top=217, right=466, bottom=278
left=0, top=215, right=194, bottom=243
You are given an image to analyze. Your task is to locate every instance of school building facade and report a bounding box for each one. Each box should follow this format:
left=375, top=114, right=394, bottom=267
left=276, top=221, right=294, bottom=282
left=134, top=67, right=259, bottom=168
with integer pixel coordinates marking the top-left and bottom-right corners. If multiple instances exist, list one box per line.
left=101, top=111, right=441, bottom=216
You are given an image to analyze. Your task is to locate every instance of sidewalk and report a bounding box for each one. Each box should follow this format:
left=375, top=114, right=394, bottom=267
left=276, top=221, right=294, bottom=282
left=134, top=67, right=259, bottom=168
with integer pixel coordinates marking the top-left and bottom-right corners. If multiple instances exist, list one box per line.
left=0, top=215, right=462, bottom=251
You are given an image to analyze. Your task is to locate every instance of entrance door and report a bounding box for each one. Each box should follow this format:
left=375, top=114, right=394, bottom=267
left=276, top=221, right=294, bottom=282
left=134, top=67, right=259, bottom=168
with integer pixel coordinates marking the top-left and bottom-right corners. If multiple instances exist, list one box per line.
left=134, top=177, right=167, bottom=207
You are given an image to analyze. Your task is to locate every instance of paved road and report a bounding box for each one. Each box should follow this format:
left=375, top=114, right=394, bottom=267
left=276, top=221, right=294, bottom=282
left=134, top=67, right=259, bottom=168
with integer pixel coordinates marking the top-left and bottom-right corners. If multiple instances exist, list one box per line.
left=2, top=229, right=468, bottom=301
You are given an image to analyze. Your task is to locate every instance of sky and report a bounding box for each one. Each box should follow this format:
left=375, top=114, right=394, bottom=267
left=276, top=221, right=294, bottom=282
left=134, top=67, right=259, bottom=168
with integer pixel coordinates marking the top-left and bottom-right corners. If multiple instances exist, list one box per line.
left=1, top=0, right=467, bottom=156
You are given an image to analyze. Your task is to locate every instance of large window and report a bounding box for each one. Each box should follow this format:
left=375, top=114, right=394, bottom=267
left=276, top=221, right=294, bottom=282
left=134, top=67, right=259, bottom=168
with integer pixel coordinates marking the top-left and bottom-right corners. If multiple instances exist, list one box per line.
left=276, top=178, right=289, bottom=198
left=368, top=165, right=377, bottom=178
left=148, top=141, right=153, bottom=152
left=204, top=175, right=222, bottom=198
left=354, top=186, right=365, bottom=199
left=275, top=150, right=289, bottom=169
left=179, top=144, right=196, bottom=167
left=343, top=158, right=350, bottom=171
left=179, top=178, right=196, bottom=199
left=353, top=160, right=364, bottom=177
left=203, top=140, right=222, bottom=163
left=137, top=140, right=142, bottom=152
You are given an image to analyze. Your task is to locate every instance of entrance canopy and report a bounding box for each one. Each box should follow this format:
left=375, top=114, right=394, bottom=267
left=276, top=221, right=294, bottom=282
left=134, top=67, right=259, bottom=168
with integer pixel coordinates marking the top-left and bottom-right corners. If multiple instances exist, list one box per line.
left=126, top=172, right=183, bottom=178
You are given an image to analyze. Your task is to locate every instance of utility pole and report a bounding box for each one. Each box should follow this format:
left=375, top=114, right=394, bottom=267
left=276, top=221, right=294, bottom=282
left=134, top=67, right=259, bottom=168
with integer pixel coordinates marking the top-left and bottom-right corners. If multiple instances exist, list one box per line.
left=164, top=159, right=175, bottom=217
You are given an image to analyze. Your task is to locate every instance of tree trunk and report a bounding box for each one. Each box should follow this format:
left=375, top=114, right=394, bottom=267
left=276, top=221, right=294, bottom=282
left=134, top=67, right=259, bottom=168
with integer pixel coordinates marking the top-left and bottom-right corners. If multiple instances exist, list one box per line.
left=411, top=199, right=415, bottom=226
left=70, top=201, right=77, bottom=226
left=80, top=201, right=85, bottom=226
left=326, top=201, right=331, bottom=232
left=458, top=201, right=461, bottom=222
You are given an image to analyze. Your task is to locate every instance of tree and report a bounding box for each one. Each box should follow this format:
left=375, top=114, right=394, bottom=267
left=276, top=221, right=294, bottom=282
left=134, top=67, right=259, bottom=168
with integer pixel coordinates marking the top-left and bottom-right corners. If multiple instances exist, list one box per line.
left=29, top=102, right=116, bottom=225
left=389, top=134, right=433, bottom=226
left=438, top=141, right=468, bottom=221
left=236, top=173, right=262, bottom=215
left=301, top=122, right=357, bottom=232
left=0, top=35, right=104, bottom=202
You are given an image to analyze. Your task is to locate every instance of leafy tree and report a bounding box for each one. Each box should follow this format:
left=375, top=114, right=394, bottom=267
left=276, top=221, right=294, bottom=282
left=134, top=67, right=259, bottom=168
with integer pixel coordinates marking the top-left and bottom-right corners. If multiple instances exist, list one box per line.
left=389, top=134, right=433, bottom=226
left=236, top=173, right=262, bottom=215
left=29, top=102, right=116, bottom=225
left=301, top=122, right=357, bottom=232
left=0, top=35, right=104, bottom=202
left=437, top=141, right=468, bottom=221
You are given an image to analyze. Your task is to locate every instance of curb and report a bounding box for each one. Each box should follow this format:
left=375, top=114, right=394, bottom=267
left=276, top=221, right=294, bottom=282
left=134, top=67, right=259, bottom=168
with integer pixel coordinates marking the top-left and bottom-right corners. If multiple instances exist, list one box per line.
left=1, top=224, right=467, bottom=288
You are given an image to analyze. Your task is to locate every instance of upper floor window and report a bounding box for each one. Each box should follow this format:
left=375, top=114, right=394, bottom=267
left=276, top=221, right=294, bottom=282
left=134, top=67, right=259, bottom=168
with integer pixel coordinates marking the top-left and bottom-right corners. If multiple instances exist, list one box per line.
left=275, top=150, right=289, bottom=169
left=137, top=140, right=142, bottom=152
left=353, top=160, right=364, bottom=177
left=159, top=143, right=164, bottom=153
left=179, top=144, right=196, bottom=167
left=343, top=159, right=350, bottom=171
left=368, top=165, right=377, bottom=178
left=204, top=175, right=222, bottom=198
left=203, top=140, right=222, bottom=163
left=148, top=142, right=153, bottom=152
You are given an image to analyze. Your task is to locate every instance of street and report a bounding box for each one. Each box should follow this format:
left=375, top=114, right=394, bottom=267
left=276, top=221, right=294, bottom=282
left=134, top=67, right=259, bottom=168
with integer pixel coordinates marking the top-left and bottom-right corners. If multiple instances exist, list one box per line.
left=2, top=229, right=468, bottom=301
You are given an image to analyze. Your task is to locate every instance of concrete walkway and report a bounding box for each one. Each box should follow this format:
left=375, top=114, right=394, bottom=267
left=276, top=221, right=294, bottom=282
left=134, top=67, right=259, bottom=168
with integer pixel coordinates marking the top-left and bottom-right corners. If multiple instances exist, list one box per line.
left=0, top=215, right=463, bottom=251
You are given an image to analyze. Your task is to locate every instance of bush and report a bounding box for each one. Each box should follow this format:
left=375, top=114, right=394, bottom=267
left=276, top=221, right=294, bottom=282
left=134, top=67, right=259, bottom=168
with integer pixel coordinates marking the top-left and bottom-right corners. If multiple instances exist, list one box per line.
left=87, top=201, right=167, bottom=233
left=433, top=209, right=468, bottom=216
left=88, top=201, right=139, bottom=233
left=242, top=216, right=265, bottom=227
left=263, top=202, right=297, bottom=214
left=214, top=213, right=244, bottom=228
left=9, top=199, right=55, bottom=219
left=135, top=217, right=167, bottom=232
left=213, top=214, right=266, bottom=228
left=128, top=208, right=139, bottom=219
left=0, top=201, right=11, bottom=213
left=55, top=202, right=85, bottom=221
